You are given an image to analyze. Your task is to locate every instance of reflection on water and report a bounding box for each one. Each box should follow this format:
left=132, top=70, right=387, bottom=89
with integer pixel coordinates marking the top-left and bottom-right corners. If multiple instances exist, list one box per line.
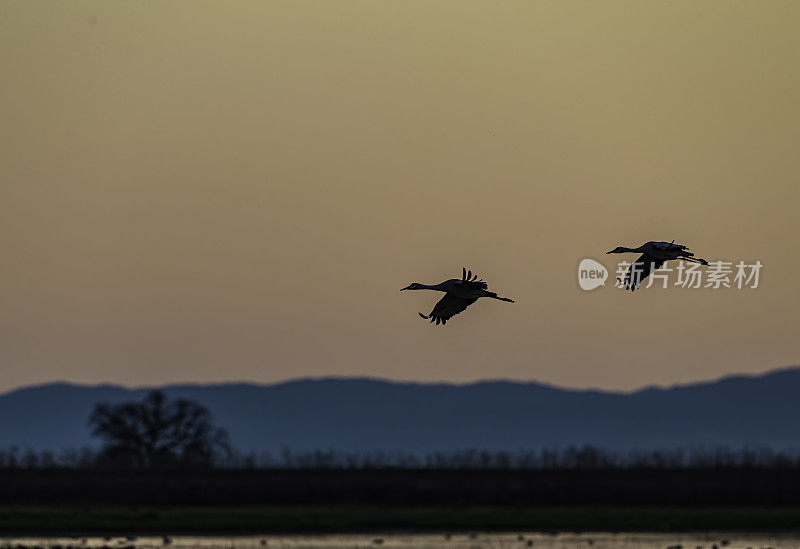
left=1, top=533, right=798, bottom=549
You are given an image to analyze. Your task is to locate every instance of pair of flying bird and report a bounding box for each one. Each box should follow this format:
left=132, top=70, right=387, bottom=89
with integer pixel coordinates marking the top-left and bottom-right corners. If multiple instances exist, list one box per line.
left=402, top=241, right=709, bottom=325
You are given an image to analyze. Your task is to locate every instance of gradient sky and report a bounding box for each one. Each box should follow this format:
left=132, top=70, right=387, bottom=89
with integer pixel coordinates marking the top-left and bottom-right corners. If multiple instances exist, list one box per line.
left=2, top=1, right=799, bottom=393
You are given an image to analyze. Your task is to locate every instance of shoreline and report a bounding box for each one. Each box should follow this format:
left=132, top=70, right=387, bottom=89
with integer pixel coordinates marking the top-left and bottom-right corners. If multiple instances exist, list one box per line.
left=2, top=506, right=800, bottom=535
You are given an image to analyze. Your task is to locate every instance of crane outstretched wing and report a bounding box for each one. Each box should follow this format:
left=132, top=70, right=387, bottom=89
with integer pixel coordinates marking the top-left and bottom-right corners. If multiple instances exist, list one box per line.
left=460, top=267, right=488, bottom=290
left=419, top=294, right=478, bottom=325
left=623, top=255, right=665, bottom=291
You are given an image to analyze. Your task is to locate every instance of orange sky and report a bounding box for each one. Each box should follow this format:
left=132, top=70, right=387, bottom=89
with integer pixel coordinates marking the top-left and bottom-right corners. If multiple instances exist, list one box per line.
left=1, top=1, right=799, bottom=393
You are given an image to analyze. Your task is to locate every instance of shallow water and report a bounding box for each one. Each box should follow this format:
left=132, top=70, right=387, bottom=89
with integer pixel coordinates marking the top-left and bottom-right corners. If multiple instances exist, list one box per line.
left=1, top=533, right=799, bottom=549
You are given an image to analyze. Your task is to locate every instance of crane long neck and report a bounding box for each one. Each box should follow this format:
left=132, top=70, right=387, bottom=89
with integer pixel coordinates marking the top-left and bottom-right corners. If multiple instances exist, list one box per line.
left=624, top=245, right=646, bottom=253
left=421, top=282, right=448, bottom=291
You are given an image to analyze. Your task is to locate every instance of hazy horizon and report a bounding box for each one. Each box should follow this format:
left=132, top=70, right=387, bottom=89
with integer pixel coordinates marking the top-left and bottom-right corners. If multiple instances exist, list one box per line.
left=4, top=362, right=800, bottom=398
left=2, top=1, right=799, bottom=393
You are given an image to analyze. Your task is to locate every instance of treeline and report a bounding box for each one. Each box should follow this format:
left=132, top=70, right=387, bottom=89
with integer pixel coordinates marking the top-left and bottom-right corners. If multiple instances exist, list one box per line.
left=3, top=444, right=800, bottom=470
left=263, top=446, right=800, bottom=470
left=6, top=390, right=800, bottom=472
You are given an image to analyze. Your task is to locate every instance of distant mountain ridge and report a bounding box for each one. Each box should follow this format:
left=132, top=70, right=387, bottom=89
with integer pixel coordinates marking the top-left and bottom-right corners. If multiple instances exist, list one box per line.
left=2, top=368, right=800, bottom=453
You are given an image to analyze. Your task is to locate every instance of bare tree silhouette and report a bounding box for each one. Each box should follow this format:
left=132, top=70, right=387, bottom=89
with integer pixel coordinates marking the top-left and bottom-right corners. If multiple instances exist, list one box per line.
left=89, top=390, right=230, bottom=468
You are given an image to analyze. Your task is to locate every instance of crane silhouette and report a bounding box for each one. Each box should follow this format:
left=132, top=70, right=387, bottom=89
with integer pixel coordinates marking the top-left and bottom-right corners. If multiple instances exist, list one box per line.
left=606, top=240, right=709, bottom=291
left=401, top=268, right=514, bottom=325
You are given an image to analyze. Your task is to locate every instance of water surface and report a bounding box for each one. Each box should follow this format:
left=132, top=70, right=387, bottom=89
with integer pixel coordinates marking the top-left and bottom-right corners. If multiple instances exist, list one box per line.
left=2, top=533, right=799, bottom=549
